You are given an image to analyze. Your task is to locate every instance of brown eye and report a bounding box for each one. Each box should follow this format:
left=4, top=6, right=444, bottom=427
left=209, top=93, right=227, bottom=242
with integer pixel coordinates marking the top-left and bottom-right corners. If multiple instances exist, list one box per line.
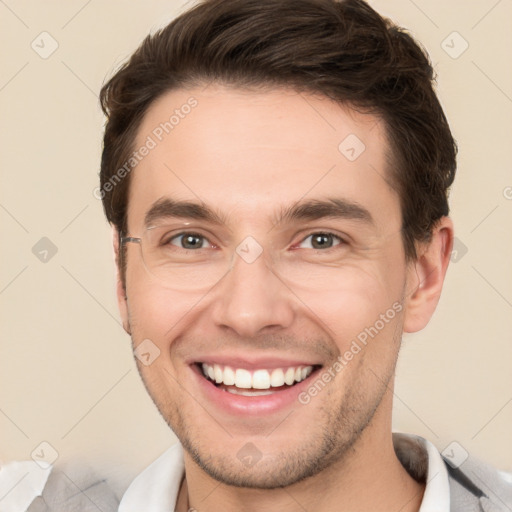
left=170, top=233, right=207, bottom=249
left=311, top=233, right=333, bottom=249
left=299, top=232, right=342, bottom=250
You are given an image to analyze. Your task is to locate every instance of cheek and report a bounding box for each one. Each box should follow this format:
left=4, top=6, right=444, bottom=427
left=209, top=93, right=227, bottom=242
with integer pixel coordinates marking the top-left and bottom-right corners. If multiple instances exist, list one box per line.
left=295, top=261, right=404, bottom=345
left=125, top=263, right=200, bottom=345
left=125, top=279, right=199, bottom=399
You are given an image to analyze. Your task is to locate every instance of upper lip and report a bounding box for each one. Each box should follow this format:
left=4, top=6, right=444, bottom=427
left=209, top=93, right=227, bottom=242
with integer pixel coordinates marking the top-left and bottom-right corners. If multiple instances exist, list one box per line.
left=188, top=354, right=323, bottom=370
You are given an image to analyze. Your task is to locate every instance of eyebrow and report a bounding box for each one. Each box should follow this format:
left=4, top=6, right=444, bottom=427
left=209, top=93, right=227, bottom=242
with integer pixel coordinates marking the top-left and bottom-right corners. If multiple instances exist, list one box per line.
left=275, top=198, right=374, bottom=227
left=144, top=198, right=228, bottom=228
left=143, top=197, right=374, bottom=229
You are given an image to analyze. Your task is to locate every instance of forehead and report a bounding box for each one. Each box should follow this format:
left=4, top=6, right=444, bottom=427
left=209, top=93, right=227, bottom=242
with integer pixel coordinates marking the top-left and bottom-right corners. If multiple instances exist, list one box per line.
left=127, top=84, right=399, bottom=233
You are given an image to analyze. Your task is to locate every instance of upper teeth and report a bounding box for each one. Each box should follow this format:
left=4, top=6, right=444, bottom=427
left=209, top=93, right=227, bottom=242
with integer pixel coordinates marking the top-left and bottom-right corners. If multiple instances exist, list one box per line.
left=201, top=363, right=313, bottom=390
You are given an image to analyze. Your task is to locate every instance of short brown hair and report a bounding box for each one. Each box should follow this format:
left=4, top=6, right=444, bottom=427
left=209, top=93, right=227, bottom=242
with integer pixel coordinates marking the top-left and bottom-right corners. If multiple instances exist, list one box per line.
left=99, top=0, right=457, bottom=261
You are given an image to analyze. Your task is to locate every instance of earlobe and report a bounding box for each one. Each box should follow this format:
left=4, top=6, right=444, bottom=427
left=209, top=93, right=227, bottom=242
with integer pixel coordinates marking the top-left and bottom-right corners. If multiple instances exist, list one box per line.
left=402, top=217, right=454, bottom=333
left=113, top=226, right=131, bottom=335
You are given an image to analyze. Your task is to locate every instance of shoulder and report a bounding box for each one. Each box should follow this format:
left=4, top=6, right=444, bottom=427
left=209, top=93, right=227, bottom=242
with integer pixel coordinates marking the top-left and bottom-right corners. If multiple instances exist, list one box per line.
left=27, top=461, right=119, bottom=512
left=393, top=432, right=512, bottom=512
left=442, top=449, right=512, bottom=511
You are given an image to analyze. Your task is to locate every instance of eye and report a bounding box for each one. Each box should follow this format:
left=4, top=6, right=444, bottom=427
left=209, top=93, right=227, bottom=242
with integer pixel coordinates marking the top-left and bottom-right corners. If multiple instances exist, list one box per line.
left=168, top=232, right=210, bottom=250
left=298, top=232, right=344, bottom=250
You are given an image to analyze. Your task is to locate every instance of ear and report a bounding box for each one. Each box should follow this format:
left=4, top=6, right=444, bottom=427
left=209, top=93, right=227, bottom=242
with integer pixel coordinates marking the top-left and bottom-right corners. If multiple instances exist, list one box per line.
left=403, top=216, right=454, bottom=333
left=113, top=227, right=131, bottom=335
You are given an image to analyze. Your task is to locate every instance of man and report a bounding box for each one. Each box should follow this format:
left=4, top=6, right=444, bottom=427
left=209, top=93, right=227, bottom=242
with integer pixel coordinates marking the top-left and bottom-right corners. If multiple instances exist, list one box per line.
left=98, top=0, right=512, bottom=510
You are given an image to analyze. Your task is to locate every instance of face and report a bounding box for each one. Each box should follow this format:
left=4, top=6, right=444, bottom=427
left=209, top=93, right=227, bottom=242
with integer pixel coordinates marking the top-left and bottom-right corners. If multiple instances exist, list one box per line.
left=116, top=85, right=444, bottom=488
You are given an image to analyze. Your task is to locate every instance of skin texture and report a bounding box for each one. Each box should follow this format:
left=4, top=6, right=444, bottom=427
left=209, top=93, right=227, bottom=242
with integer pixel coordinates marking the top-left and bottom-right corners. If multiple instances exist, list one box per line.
left=114, top=84, right=453, bottom=512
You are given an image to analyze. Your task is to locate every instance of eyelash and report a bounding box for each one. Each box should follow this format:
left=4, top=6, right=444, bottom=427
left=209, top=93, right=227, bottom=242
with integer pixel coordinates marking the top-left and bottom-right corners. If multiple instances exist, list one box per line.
left=164, top=232, right=213, bottom=249
left=295, top=232, right=346, bottom=250
left=165, top=231, right=347, bottom=250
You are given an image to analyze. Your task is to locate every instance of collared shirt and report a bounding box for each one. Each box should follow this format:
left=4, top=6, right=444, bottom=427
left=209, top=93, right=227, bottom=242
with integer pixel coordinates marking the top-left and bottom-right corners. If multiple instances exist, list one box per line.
left=0, top=460, right=52, bottom=512
left=119, top=432, right=450, bottom=511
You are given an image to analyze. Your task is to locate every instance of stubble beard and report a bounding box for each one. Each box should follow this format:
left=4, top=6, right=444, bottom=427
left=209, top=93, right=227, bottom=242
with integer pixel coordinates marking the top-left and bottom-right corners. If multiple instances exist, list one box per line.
left=157, top=359, right=395, bottom=489
left=132, top=304, right=403, bottom=489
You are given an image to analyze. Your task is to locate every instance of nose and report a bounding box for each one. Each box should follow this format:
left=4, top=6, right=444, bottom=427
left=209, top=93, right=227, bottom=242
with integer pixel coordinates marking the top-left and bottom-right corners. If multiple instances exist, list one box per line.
left=210, top=245, right=296, bottom=338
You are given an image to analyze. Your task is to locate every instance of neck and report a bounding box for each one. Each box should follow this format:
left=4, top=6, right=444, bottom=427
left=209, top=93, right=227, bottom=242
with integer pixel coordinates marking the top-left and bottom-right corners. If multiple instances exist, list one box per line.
left=177, top=405, right=425, bottom=512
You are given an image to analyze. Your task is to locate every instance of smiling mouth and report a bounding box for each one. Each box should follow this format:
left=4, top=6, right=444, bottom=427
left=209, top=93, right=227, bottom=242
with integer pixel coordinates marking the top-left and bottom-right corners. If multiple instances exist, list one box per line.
left=198, top=362, right=320, bottom=396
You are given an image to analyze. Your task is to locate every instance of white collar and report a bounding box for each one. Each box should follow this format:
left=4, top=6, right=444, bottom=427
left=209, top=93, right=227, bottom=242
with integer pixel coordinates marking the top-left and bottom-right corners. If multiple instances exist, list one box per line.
left=119, top=442, right=184, bottom=512
left=119, top=433, right=449, bottom=511
left=401, top=434, right=450, bottom=512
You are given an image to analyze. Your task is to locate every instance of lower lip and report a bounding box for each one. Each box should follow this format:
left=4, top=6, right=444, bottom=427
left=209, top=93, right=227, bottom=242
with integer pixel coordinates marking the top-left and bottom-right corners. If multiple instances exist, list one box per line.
left=191, top=364, right=320, bottom=416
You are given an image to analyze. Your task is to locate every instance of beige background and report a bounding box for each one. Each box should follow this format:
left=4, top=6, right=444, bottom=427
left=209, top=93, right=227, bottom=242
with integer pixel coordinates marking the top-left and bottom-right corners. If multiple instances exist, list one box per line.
left=0, top=0, right=511, bottom=500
